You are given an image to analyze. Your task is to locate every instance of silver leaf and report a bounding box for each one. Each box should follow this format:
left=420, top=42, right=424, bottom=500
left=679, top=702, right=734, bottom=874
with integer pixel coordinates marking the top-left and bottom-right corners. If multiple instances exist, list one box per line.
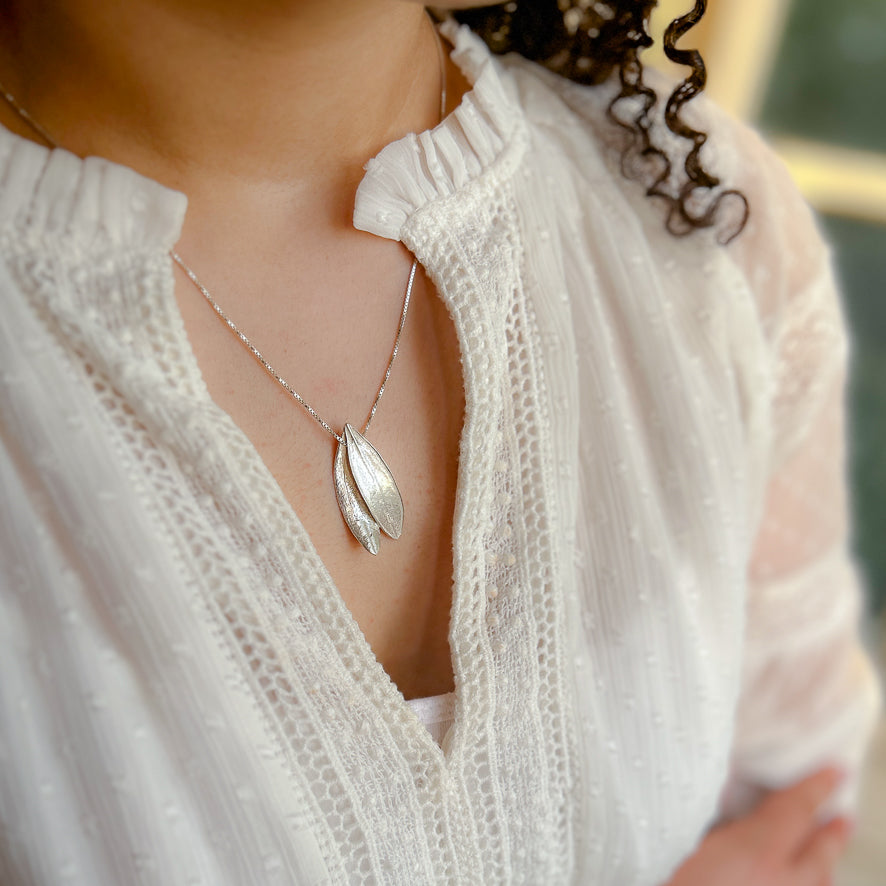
left=333, top=438, right=380, bottom=555
left=344, top=424, right=404, bottom=539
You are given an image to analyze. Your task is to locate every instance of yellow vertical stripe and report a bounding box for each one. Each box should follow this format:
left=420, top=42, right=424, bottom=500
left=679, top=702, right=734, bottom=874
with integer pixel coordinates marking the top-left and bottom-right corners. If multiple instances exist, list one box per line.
left=646, top=0, right=886, bottom=222
left=647, top=0, right=793, bottom=120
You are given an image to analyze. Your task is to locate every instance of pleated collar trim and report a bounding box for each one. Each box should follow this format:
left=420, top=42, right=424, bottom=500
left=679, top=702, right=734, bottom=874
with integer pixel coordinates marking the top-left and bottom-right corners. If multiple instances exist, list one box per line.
left=0, top=21, right=525, bottom=253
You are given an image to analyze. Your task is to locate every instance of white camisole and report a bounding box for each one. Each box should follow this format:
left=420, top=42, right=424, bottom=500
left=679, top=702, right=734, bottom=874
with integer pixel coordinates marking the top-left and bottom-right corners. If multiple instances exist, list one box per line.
left=405, top=692, right=457, bottom=747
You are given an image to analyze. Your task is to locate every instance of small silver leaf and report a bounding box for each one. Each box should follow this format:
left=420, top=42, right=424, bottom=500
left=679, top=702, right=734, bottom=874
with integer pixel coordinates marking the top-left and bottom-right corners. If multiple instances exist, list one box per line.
left=333, top=439, right=380, bottom=554
left=344, top=424, right=404, bottom=539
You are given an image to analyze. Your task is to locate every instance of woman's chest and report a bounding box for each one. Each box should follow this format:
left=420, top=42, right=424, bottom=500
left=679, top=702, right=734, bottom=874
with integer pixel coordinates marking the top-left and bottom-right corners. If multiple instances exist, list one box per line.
left=172, top=261, right=466, bottom=700
left=18, top=181, right=764, bottom=883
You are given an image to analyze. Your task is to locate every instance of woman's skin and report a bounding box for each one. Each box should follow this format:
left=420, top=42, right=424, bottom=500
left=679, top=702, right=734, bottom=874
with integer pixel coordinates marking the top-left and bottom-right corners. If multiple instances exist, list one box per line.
left=0, top=0, right=471, bottom=703
left=0, top=2, right=853, bottom=882
left=667, top=769, right=852, bottom=886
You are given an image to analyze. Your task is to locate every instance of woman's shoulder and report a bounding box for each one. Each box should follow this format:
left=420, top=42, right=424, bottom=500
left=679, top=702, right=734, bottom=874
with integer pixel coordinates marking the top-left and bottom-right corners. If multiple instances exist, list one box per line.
left=496, top=47, right=838, bottom=328
left=494, top=49, right=848, bottom=470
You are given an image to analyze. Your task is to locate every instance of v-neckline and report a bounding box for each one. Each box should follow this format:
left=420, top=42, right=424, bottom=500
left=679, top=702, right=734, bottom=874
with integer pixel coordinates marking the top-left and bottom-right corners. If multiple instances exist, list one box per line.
left=0, top=16, right=528, bottom=774
left=158, top=243, right=476, bottom=766
left=144, top=23, right=525, bottom=770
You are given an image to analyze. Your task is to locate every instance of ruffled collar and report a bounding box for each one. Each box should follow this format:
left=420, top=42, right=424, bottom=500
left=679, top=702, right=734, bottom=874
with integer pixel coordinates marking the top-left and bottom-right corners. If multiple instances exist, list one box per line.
left=0, top=21, right=525, bottom=253
left=0, top=135, right=188, bottom=253
left=353, top=19, right=527, bottom=241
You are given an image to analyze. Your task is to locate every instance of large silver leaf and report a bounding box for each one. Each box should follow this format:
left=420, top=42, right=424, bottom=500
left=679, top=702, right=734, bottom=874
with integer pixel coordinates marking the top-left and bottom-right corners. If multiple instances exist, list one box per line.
left=344, top=424, right=404, bottom=539
left=333, top=439, right=380, bottom=555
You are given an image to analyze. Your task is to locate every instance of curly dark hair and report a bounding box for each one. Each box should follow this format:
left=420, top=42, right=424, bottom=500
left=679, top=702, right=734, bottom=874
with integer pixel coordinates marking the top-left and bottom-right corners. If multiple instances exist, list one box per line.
left=451, top=0, right=749, bottom=244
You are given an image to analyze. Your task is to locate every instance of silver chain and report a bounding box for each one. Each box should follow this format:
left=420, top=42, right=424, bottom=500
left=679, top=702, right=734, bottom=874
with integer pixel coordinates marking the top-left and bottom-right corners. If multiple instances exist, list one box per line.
left=170, top=251, right=416, bottom=444
left=0, top=14, right=448, bottom=446
left=0, top=85, right=57, bottom=147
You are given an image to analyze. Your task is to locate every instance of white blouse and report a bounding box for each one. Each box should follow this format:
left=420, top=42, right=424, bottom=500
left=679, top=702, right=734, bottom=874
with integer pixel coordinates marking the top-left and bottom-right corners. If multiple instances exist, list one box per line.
left=0, top=21, right=880, bottom=886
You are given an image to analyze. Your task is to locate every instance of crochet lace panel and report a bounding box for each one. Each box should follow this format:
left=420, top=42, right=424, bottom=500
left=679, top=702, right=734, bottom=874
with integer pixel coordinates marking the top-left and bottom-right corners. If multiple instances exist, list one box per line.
left=4, top=28, right=878, bottom=881
left=9, top=168, right=578, bottom=882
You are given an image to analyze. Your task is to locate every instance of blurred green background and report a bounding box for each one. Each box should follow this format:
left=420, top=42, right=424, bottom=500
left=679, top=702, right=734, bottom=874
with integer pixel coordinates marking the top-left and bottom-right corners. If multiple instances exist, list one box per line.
left=761, top=0, right=886, bottom=153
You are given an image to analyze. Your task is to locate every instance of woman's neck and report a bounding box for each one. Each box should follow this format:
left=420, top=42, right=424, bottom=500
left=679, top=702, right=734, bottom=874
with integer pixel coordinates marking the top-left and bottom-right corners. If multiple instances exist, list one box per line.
left=0, top=0, right=444, bottom=199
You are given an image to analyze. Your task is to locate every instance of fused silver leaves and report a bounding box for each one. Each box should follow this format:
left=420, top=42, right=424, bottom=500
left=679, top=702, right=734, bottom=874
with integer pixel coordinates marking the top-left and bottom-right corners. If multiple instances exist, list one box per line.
left=344, top=425, right=404, bottom=539
left=333, top=423, right=404, bottom=554
left=333, top=442, right=381, bottom=555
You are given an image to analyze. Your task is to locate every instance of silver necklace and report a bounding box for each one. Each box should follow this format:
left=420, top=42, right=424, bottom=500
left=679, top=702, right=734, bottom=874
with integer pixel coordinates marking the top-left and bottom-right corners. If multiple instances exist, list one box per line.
left=171, top=251, right=416, bottom=555
left=0, top=16, right=448, bottom=555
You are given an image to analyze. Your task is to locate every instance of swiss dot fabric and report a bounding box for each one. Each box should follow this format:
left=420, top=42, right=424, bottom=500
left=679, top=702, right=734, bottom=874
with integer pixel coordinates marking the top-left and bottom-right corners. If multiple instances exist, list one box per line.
left=0, top=20, right=880, bottom=886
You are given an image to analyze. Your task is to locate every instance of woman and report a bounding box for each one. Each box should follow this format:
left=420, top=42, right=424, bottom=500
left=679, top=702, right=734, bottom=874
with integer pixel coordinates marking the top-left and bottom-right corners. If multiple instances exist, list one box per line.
left=0, top=0, right=878, bottom=883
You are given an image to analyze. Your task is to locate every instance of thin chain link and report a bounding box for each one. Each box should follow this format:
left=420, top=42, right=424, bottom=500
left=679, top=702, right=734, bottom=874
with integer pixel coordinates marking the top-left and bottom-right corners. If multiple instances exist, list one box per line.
left=362, top=260, right=418, bottom=435
left=0, top=85, right=58, bottom=148
left=0, top=13, right=447, bottom=447
left=170, top=251, right=416, bottom=444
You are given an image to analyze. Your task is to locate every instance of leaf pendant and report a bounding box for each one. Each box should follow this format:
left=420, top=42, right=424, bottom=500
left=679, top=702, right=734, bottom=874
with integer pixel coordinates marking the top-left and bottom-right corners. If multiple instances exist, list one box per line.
left=343, top=424, right=404, bottom=540
left=333, top=440, right=381, bottom=555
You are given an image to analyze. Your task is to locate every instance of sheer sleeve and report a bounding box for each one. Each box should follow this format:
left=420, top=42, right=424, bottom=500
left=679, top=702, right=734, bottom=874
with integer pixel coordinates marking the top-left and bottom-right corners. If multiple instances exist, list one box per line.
left=717, top=124, right=882, bottom=818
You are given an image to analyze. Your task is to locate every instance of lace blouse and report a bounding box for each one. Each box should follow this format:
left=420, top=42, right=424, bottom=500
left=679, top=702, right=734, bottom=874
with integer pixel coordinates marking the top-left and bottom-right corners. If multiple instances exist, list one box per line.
left=0, top=21, right=880, bottom=886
